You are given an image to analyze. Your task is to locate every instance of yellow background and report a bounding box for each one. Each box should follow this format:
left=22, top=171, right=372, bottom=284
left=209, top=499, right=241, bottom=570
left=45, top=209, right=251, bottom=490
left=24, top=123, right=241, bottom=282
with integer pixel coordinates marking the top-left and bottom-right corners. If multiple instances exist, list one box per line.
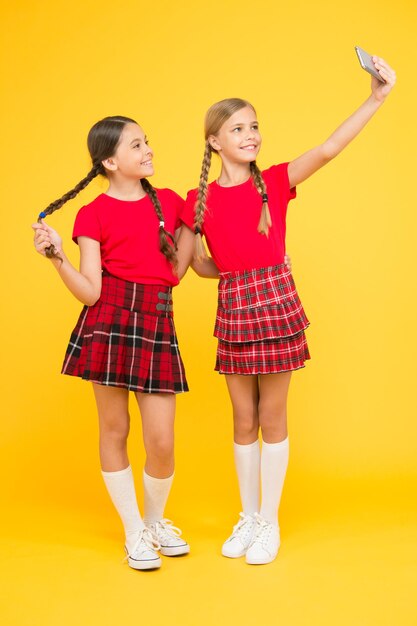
left=1, top=0, right=416, bottom=624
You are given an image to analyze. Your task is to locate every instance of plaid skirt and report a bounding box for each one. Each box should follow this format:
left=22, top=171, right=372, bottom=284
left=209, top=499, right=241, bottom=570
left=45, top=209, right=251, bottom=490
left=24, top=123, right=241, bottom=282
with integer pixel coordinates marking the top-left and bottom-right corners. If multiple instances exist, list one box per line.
left=214, top=264, right=310, bottom=375
left=61, top=272, right=188, bottom=394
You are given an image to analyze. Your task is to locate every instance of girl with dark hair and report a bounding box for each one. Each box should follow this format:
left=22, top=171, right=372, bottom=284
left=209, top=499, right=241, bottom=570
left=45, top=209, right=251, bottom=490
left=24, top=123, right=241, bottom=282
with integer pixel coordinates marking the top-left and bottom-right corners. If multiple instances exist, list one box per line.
left=179, top=56, right=396, bottom=565
left=32, top=116, right=212, bottom=570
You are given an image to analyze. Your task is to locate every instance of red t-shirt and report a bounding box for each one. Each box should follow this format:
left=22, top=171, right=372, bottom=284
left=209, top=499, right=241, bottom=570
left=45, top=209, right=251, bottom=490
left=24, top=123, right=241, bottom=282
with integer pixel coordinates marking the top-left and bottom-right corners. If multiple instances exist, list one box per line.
left=72, top=188, right=183, bottom=286
left=181, top=163, right=296, bottom=273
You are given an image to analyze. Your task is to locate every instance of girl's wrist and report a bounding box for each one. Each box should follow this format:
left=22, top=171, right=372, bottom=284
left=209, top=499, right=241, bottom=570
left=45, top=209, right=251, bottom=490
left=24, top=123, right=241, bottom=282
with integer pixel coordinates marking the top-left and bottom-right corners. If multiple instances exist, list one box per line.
left=369, top=91, right=386, bottom=106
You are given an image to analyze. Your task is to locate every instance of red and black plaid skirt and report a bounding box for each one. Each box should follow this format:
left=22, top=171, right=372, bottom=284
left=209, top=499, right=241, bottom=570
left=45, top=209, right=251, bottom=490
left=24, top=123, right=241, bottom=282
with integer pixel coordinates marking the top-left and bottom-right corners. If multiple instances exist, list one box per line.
left=214, top=264, right=310, bottom=375
left=61, top=272, right=188, bottom=394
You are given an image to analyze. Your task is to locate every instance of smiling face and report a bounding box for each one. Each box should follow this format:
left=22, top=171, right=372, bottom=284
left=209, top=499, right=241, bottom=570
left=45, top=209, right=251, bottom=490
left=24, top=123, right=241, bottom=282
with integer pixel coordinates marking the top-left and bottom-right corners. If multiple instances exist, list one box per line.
left=208, top=106, right=262, bottom=165
left=102, top=123, right=154, bottom=179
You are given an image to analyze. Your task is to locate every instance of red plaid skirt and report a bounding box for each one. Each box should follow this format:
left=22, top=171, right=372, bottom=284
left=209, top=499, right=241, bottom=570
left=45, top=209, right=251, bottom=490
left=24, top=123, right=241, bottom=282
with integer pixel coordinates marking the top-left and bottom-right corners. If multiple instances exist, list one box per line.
left=214, top=264, right=310, bottom=375
left=61, top=273, right=188, bottom=393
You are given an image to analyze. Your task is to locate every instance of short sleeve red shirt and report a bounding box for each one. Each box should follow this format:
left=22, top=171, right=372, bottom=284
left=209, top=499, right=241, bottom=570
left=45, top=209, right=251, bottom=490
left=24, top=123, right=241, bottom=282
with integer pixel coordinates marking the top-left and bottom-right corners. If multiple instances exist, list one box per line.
left=181, top=163, right=296, bottom=273
left=72, top=188, right=183, bottom=286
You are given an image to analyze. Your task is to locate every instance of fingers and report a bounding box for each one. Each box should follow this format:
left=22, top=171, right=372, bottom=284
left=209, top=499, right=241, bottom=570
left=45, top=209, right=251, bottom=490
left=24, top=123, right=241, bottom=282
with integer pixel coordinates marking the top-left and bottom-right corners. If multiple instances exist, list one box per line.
left=32, top=219, right=54, bottom=233
left=33, top=227, right=50, bottom=243
left=372, top=56, right=397, bottom=86
left=32, top=221, right=53, bottom=256
left=36, top=240, right=54, bottom=254
left=34, top=234, right=52, bottom=255
left=372, top=56, right=392, bottom=73
left=32, top=217, right=62, bottom=258
left=40, top=218, right=54, bottom=233
left=34, top=231, right=51, bottom=245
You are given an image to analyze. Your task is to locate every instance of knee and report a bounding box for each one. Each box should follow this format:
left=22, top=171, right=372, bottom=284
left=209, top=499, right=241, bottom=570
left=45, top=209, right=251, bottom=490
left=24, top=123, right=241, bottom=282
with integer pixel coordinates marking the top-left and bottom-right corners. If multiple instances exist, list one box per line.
left=146, top=435, right=174, bottom=461
left=259, top=405, right=287, bottom=441
left=234, top=411, right=259, bottom=441
left=100, top=419, right=130, bottom=446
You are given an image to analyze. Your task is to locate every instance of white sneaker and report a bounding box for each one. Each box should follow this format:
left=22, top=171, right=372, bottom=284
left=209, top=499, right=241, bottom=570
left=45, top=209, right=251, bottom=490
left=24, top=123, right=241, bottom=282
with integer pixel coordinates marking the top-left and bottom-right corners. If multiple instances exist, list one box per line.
left=221, top=512, right=257, bottom=558
left=124, top=527, right=162, bottom=570
left=146, top=519, right=190, bottom=556
left=245, top=513, right=280, bottom=565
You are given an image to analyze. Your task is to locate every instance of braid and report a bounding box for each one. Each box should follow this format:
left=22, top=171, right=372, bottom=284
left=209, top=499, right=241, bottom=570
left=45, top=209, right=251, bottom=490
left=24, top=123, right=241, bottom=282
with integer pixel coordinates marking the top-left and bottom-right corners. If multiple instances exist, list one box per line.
left=250, top=161, right=272, bottom=236
left=193, top=140, right=212, bottom=260
left=142, top=178, right=178, bottom=270
left=38, top=162, right=103, bottom=259
left=39, top=162, right=104, bottom=222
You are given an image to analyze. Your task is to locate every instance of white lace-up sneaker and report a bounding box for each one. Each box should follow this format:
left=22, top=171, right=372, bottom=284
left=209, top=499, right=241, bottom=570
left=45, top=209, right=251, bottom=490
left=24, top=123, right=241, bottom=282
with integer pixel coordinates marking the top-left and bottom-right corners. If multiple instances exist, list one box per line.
left=124, top=527, right=162, bottom=570
left=146, top=519, right=190, bottom=556
left=245, top=513, right=280, bottom=565
left=221, top=512, right=257, bottom=558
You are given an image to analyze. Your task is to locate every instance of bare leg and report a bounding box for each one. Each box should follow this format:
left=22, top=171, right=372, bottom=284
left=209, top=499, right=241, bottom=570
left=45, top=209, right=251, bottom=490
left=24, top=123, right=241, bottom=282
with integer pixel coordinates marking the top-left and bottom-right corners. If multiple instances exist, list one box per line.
left=135, top=392, right=176, bottom=478
left=93, top=383, right=130, bottom=471
left=258, top=372, right=292, bottom=443
left=225, top=374, right=259, bottom=444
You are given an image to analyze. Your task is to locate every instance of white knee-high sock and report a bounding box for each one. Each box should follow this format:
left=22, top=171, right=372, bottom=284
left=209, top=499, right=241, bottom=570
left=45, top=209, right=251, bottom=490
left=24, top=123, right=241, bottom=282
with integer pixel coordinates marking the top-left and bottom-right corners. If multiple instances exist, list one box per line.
left=233, top=440, right=261, bottom=515
left=260, top=437, right=289, bottom=525
left=143, top=470, right=174, bottom=522
left=101, top=465, right=145, bottom=551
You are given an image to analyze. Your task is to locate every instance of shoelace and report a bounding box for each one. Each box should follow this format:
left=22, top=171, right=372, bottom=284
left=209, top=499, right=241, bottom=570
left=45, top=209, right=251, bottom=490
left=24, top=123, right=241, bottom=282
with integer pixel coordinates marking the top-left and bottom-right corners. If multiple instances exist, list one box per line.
left=229, top=512, right=255, bottom=540
left=251, top=513, right=273, bottom=545
left=152, top=519, right=183, bottom=541
left=124, top=527, right=161, bottom=561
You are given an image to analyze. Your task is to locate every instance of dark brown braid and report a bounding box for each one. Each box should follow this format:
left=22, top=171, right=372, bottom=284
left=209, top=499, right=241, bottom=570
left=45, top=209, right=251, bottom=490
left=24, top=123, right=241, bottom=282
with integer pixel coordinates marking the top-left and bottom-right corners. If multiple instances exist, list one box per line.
left=193, top=140, right=212, bottom=260
left=141, top=178, right=178, bottom=270
left=38, top=163, right=104, bottom=258
left=250, top=161, right=272, bottom=236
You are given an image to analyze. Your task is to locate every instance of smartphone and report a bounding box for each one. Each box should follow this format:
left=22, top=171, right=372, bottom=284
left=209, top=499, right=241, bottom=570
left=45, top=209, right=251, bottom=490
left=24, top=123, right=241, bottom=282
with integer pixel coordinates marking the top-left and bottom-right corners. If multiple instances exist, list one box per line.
left=355, top=46, right=385, bottom=83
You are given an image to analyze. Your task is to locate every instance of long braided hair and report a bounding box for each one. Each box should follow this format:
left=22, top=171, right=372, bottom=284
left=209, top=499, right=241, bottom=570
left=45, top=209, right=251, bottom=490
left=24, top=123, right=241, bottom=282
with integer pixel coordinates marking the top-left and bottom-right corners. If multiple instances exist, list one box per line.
left=38, top=115, right=177, bottom=268
left=193, top=98, right=272, bottom=259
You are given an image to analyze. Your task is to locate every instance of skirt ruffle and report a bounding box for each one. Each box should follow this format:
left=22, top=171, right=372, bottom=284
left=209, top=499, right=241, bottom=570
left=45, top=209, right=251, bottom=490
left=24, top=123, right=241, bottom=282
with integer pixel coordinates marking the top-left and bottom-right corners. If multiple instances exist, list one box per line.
left=215, top=264, right=309, bottom=343
left=215, top=333, right=310, bottom=375
left=214, top=264, right=310, bottom=375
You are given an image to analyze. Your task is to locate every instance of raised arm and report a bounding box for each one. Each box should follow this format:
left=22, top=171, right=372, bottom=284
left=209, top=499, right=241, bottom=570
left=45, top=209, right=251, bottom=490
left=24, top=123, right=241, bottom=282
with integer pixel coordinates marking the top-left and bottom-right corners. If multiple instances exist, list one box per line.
left=288, top=56, right=396, bottom=188
left=32, top=220, right=102, bottom=306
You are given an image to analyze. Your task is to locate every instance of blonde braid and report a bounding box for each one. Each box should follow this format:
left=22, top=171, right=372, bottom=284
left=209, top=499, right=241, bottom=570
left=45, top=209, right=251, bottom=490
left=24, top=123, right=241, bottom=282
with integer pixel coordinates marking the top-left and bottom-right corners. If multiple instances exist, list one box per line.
left=141, top=178, right=178, bottom=270
left=193, top=141, right=212, bottom=261
left=250, top=161, right=272, bottom=236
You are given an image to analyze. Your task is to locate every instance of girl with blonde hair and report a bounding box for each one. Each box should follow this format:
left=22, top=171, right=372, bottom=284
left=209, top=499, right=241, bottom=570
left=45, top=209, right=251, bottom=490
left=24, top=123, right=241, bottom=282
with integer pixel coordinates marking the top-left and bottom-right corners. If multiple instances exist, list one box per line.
left=179, top=55, right=396, bottom=564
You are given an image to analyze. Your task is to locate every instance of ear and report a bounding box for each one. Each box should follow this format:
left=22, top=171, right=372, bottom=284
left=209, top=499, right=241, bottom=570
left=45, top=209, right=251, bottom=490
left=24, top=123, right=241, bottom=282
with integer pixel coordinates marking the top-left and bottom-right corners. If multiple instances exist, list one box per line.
left=208, top=134, right=221, bottom=152
left=102, top=158, right=118, bottom=172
